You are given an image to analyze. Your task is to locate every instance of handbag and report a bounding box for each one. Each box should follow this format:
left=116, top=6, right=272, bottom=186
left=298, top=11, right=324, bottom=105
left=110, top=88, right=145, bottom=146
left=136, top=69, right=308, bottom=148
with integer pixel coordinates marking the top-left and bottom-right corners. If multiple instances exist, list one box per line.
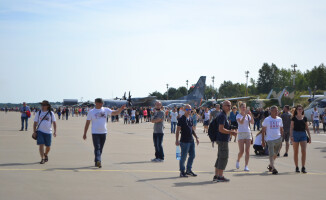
left=32, top=111, right=51, bottom=140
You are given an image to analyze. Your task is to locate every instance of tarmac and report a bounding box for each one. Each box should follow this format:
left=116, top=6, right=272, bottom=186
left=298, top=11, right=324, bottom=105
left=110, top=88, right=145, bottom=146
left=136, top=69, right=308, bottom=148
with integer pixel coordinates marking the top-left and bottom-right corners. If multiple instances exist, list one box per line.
left=0, top=112, right=326, bottom=200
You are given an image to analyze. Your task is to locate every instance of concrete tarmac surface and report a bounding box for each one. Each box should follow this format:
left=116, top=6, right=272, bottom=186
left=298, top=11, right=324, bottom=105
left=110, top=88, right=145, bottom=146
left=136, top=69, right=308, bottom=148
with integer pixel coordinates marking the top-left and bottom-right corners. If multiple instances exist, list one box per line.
left=0, top=112, right=326, bottom=200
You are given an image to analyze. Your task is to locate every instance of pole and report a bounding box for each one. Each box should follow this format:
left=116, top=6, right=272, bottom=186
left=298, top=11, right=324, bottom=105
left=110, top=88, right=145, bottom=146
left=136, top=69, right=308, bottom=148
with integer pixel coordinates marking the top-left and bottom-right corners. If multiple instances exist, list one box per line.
left=186, top=80, right=189, bottom=94
left=291, top=64, right=297, bottom=106
left=166, top=84, right=169, bottom=100
left=245, top=71, right=249, bottom=96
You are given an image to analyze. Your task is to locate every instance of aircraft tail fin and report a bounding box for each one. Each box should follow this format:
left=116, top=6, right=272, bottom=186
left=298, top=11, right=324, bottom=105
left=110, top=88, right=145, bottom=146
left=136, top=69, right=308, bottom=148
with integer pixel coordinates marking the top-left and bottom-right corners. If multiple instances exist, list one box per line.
left=177, top=76, right=206, bottom=100
left=266, top=89, right=273, bottom=99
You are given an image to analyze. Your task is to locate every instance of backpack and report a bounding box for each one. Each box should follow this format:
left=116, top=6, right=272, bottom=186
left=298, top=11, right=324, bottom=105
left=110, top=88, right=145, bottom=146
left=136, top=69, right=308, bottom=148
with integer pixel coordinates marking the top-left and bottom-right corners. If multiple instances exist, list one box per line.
left=208, top=117, right=219, bottom=147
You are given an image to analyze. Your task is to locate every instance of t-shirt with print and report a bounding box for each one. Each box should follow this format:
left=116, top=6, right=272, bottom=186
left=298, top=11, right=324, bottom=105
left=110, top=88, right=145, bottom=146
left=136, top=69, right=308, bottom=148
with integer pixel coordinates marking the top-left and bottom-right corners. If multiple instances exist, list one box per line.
left=312, top=111, right=319, bottom=121
left=236, top=114, right=251, bottom=133
left=262, top=116, right=283, bottom=141
left=177, top=115, right=194, bottom=143
left=34, top=111, right=56, bottom=134
left=153, top=110, right=164, bottom=134
left=87, top=107, right=113, bottom=134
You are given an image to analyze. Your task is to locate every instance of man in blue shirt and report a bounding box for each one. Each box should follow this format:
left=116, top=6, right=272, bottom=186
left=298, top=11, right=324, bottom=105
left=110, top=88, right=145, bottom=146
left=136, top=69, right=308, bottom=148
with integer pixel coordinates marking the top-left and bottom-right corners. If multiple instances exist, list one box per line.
left=175, top=104, right=200, bottom=177
left=213, top=100, right=237, bottom=182
left=20, top=102, right=30, bottom=131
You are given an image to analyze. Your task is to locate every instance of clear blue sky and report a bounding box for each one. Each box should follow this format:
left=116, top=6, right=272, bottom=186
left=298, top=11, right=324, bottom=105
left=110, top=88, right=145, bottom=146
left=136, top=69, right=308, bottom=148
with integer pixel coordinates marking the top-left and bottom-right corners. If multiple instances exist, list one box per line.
left=1, top=0, right=325, bottom=103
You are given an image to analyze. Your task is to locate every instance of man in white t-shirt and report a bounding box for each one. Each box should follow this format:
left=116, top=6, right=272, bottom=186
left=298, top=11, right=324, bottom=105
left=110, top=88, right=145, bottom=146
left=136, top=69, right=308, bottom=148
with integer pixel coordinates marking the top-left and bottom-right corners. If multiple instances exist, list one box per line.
left=311, top=107, right=320, bottom=133
left=262, top=105, right=284, bottom=175
left=32, top=100, right=57, bottom=164
left=83, top=98, right=125, bottom=168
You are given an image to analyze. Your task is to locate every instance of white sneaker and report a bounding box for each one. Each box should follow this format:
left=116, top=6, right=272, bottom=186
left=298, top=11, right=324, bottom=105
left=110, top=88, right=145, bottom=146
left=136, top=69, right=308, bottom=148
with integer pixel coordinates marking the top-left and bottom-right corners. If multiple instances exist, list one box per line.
left=236, top=161, right=240, bottom=169
left=244, top=166, right=250, bottom=171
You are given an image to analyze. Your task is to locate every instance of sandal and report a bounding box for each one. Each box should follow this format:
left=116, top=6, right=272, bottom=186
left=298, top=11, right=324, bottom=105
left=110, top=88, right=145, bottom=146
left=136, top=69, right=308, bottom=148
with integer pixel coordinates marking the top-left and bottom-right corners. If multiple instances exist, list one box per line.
left=267, top=165, right=273, bottom=172
left=40, top=159, right=45, bottom=164
left=44, top=154, right=48, bottom=162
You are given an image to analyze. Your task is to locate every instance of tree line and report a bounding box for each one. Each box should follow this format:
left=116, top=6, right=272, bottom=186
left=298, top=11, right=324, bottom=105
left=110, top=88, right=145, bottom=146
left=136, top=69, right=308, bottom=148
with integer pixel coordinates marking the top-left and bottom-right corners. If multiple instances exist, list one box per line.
left=149, top=63, right=326, bottom=100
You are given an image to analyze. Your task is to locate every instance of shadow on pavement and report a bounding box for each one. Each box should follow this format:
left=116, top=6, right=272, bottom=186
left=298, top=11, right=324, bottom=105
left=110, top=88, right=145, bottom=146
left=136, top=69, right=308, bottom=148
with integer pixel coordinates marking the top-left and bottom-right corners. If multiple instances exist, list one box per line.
left=233, top=171, right=294, bottom=177
left=45, top=166, right=97, bottom=172
left=137, top=177, right=179, bottom=182
left=315, top=147, right=326, bottom=153
left=117, top=161, right=152, bottom=165
left=0, top=162, right=39, bottom=166
left=174, top=181, right=215, bottom=187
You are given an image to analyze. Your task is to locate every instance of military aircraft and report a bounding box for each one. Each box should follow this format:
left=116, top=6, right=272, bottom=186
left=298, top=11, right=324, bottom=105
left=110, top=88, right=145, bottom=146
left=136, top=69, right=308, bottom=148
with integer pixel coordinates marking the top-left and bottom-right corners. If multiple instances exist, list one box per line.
left=103, top=76, right=206, bottom=108
left=200, top=87, right=293, bottom=109
left=300, top=86, right=325, bottom=103
left=304, top=96, right=326, bottom=121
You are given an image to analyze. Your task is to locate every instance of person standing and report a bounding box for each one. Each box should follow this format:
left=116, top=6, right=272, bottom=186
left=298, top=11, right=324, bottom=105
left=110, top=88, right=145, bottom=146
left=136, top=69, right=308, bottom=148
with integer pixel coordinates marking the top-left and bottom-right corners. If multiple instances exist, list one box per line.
left=139, top=107, right=143, bottom=123
left=203, top=108, right=210, bottom=133
left=323, top=109, right=326, bottom=133
left=192, top=110, right=199, bottom=131
left=236, top=103, right=254, bottom=171
left=210, top=104, right=221, bottom=122
left=20, top=102, right=31, bottom=131
left=262, top=106, right=284, bottom=175
left=143, top=108, right=147, bottom=122
left=281, top=105, right=292, bottom=157
left=32, top=100, right=56, bottom=164
left=57, top=107, right=62, bottom=120
left=311, top=107, right=320, bottom=134
left=213, top=101, right=237, bottom=182
left=83, top=98, right=125, bottom=168
left=229, top=106, right=239, bottom=142
left=151, top=101, right=165, bottom=162
left=170, top=108, right=178, bottom=134
left=175, top=104, right=200, bottom=177
left=290, top=105, right=311, bottom=173
left=65, top=107, right=69, bottom=120
left=253, top=109, right=261, bottom=131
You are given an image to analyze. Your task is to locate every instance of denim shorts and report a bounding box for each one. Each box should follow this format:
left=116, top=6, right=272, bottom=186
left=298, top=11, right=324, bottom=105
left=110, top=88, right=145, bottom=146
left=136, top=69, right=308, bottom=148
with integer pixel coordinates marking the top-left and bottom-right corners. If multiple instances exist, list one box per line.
left=204, top=120, right=209, bottom=126
left=313, top=120, right=319, bottom=128
left=293, top=131, right=307, bottom=142
left=37, top=131, right=52, bottom=146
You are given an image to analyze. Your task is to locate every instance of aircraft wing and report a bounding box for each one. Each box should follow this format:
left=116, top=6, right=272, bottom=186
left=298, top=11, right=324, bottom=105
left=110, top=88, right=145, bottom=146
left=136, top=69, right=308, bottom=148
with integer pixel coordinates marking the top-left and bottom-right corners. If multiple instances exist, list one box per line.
left=225, top=97, right=253, bottom=101
left=300, top=95, right=324, bottom=98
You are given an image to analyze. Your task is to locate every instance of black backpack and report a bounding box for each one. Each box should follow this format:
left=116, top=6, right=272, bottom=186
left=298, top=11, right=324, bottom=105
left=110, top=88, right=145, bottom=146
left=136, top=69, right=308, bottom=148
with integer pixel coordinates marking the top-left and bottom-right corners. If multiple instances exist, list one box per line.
left=208, top=117, right=219, bottom=147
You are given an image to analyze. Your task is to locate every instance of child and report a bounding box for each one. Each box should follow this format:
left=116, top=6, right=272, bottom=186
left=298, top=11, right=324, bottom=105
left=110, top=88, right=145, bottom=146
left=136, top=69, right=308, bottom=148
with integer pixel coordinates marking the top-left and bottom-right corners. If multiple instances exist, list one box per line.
left=253, top=131, right=265, bottom=155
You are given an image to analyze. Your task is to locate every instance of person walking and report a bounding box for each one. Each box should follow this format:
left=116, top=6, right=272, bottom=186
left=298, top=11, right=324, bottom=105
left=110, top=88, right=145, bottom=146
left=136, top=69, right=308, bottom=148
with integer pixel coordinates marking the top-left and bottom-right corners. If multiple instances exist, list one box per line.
left=203, top=108, right=210, bottom=133
left=32, top=100, right=56, bottom=164
left=210, top=104, right=221, bottom=122
left=175, top=104, right=200, bottom=177
left=235, top=102, right=254, bottom=171
left=311, top=107, right=320, bottom=134
left=83, top=98, right=125, bottom=168
left=290, top=105, right=311, bottom=173
left=170, top=108, right=178, bottom=134
left=151, top=101, right=165, bottom=162
left=262, top=106, right=284, bottom=175
left=323, top=109, right=326, bottom=133
left=281, top=105, right=292, bottom=157
left=143, top=108, right=147, bottom=122
left=192, top=110, right=199, bottom=131
left=20, top=102, right=31, bottom=131
left=213, top=101, right=237, bottom=182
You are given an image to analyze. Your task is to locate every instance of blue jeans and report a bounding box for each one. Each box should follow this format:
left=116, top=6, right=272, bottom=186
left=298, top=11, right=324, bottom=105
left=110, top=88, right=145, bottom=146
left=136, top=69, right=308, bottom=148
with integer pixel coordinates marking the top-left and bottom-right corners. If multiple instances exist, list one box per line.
left=171, top=122, right=177, bottom=133
left=153, top=133, right=164, bottom=160
left=254, top=119, right=260, bottom=131
left=21, top=116, right=28, bottom=130
left=92, top=134, right=107, bottom=162
left=179, top=142, right=195, bottom=172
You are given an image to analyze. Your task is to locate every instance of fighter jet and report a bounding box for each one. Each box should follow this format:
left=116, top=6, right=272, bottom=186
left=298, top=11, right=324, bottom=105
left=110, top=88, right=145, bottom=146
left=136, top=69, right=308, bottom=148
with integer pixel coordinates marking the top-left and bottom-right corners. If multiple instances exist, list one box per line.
left=304, top=96, right=326, bottom=121
left=103, top=76, right=206, bottom=108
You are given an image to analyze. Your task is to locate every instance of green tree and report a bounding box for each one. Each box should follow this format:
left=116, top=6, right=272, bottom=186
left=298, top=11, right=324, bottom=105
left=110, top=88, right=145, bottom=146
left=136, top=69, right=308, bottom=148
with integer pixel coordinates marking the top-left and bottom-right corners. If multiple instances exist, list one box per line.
left=204, top=85, right=218, bottom=99
left=257, top=63, right=280, bottom=93
left=218, top=81, right=246, bottom=98
left=305, top=63, right=326, bottom=90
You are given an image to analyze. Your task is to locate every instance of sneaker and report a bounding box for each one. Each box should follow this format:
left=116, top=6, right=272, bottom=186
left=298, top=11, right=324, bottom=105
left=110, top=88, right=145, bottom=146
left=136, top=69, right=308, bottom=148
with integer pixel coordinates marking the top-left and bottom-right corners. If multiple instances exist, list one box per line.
left=301, top=167, right=307, bottom=174
left=277, top=153, right=280, bottom=157
left=180, top=171, right=188, bottom=178
left=157, top=159, right=164, bottom=162
left=244, top=166, right=250, bottom=171
left=295, top=167, right=300, bottom=173
left=96, top=161, right=102, bottom=168
left=267, top=165, right=273, bottom=172
left=272, top=168, right=278, bottom=175
left=186, top=171, right=197, bottom=177
left=284, top=153, right=288, bottom=157
left=217, top=176, right=230, bottom=182
left=236, top=161, right=240, bottom=169
left=213, top=175, right=218, bottom=182
left=151, top=158, right=159, bottom=162
left=19, top=129, right=23, bottom=131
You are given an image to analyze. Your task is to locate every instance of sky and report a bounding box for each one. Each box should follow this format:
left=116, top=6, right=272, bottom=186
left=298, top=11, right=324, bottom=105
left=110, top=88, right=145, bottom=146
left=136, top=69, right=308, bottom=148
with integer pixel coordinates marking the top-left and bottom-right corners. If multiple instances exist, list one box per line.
left=0, top=0, right=325, bottom=103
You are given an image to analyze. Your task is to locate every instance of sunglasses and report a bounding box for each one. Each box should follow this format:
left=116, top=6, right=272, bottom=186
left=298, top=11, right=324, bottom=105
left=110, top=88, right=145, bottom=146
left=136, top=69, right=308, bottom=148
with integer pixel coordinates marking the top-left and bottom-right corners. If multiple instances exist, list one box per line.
left=185, top=109, right=192, bottom=111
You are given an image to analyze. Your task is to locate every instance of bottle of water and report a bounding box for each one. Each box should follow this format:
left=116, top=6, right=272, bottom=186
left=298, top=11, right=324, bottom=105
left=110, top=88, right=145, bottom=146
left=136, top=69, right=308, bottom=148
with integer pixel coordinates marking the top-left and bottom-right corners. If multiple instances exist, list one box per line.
left=176, top=145, right=181, bottom=160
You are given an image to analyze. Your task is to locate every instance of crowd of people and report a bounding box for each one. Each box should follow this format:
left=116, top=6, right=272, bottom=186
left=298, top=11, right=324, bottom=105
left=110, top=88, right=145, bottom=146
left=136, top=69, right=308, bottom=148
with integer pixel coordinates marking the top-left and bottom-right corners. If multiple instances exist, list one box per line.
left=3, top=99, right=326, bottom=183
